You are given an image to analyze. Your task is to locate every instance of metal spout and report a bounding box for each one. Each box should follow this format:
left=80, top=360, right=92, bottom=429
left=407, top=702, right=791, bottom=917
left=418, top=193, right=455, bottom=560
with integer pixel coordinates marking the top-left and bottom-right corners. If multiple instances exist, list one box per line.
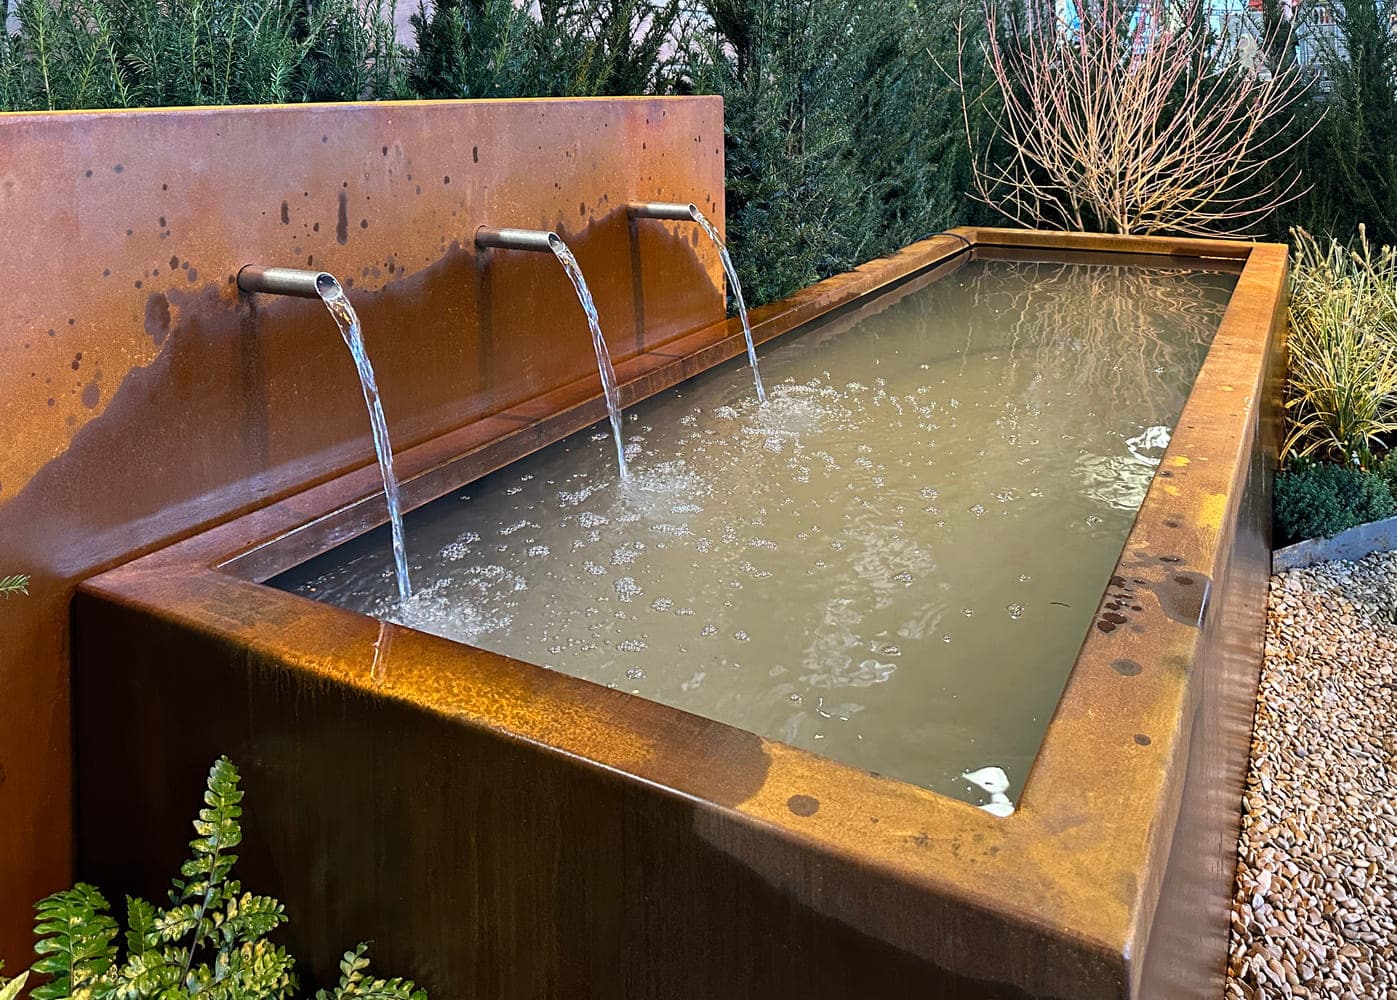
left=628, top=202, right=698, bottom=222
left=237, top=265, right=338, bottom=299
left=475, top=227, right=559, bottom=254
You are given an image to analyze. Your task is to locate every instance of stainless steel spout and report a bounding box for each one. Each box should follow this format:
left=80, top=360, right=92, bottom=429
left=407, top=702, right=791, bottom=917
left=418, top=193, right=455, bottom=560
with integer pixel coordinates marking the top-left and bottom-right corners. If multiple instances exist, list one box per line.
left=475, top=227, right=559, bottom=254
left=628, top=202, right=698, bottom=222
left=237, top=265, right=338, bottom=299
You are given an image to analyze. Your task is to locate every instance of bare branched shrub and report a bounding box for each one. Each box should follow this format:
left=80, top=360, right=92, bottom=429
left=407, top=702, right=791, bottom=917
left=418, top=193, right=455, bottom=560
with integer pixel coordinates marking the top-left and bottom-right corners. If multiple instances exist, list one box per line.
left=958, top=0, right=1315, bottom=235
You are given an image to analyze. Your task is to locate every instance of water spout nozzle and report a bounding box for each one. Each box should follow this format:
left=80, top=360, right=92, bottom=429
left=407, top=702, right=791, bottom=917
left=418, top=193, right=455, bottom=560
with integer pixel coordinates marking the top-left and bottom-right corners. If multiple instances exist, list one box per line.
left=238, top=265, right=338, bottom=300
left=628, top=202, right=699, bottom=222
left=475, top=227, right=560, bottom=254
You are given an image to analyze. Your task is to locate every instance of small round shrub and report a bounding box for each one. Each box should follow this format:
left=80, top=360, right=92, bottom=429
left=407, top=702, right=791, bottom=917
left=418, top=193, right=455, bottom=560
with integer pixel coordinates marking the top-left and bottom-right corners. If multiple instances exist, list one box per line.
left=1376, top=451, right=1397, bottom=497
left=1274, top=462, right=1397, bottom=547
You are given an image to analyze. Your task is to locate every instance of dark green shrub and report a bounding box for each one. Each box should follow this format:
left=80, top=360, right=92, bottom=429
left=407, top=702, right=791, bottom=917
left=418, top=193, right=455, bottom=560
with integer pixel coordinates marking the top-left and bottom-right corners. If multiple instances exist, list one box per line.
left=1263, top=0, right=1397, bottom=246
left=0, top=0, right=405, bottom=111
left=1274, top=461, right=1396, bottom=546
left=689, top=0, right=978, bottom=304
left=408, top=0, right=687, bottom=99
left=0, top=758, right=424, bottom=1000
left=1375, top=451, right=1397, bottom=497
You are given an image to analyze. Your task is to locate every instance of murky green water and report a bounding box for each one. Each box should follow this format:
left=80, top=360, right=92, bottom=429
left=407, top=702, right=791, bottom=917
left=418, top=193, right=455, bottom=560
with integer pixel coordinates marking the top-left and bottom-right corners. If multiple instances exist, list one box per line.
left=276, top=256, right=1236, bottom=809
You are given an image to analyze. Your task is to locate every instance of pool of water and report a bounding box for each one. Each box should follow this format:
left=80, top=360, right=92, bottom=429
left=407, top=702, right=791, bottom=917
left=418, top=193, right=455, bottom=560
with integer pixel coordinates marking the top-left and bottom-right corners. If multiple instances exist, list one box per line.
left=275, top=256, right=1237, bottom=809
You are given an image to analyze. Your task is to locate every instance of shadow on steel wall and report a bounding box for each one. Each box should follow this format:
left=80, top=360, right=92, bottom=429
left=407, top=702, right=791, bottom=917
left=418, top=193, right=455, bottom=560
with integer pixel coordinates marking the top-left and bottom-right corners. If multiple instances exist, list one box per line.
left=0, top=96, right=724, bottom=965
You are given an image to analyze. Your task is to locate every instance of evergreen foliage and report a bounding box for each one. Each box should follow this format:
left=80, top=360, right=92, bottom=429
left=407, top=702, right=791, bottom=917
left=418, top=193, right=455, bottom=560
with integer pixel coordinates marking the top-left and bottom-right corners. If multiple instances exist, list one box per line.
left=0, top=758, right=424, bottom=1000
left=1269, top=1, right=1397, bottom=246
left=690, top=0, right=978, bottom=303
left=0, top=575, right=28, bottom=597
left=1274, top=460, right=1396, bottom=545
left=0, top=0, right=405, bottom=111
left=408, top=0, right=687, bottom=99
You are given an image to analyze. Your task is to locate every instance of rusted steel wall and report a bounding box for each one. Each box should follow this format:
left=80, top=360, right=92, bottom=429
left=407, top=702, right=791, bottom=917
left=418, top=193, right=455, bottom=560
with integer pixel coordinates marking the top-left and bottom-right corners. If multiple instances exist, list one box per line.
left=0, top=97, right=724, bottom=963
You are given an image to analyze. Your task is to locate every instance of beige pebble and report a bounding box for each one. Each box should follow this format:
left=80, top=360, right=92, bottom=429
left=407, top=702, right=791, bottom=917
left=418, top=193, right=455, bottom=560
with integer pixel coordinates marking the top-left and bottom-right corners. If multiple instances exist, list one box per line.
left=1228, top=554, right=1397, bottom=996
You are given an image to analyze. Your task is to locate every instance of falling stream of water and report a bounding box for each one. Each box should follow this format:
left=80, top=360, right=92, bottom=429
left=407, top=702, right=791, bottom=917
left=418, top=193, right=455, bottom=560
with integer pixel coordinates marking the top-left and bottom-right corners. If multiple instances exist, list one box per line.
left=548, top=235, right=631, bottom=479
left=317, top=277, right=412, bottom=602
left=688, top=207, right=767, bottom=403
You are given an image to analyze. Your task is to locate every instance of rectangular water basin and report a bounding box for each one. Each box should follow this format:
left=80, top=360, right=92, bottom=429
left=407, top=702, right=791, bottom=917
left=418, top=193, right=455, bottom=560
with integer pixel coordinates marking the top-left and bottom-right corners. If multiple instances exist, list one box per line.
left=273, top=255, right=1236, bottom=811
left=75, top=229, right=1287, bottom=999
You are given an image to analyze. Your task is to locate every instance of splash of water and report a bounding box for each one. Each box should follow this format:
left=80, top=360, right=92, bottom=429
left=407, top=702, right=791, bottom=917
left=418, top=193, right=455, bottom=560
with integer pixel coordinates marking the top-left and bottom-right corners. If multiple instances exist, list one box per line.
left=317, top=277, right=412, bottom=602
left=688, top=206, right=767, bottom=403
left=548, top=235, right=630, bottom=478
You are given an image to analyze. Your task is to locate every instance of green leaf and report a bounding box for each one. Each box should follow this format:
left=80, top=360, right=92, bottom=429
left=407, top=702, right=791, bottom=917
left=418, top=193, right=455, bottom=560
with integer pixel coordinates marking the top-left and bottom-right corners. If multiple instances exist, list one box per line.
left=30, top=884, right=118, bottom=1000
left=0, top=575, right=29, bottom=597
left=0, top=971, right=30, bottom=1000
left=125, top=896, right=158, bottom=957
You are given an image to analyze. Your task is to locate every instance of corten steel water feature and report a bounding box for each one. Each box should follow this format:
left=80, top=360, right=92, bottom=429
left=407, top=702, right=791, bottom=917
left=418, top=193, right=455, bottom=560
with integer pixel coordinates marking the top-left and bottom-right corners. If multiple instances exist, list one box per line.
left=0, top=97, right=724, bottom=963
left=70, top=227, right=1287, bottom=998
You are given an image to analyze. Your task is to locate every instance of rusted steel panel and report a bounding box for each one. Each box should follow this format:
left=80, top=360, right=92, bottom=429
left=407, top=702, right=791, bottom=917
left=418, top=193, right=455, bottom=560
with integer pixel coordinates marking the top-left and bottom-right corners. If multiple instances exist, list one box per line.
left=72, top=230, right=1285, bottom=997
left=0, top=97, right=724, bottom=962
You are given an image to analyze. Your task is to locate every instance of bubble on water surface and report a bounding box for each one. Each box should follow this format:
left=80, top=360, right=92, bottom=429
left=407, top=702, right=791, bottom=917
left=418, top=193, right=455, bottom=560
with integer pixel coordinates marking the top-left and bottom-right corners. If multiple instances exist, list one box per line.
left=1006, top=603, right=1025, bottom=620
left=618, top=639, right=648, bottom=652
left=625, top=666, right=646, bottom=680
left=558, top=483, right=603, bottom=507
left=611, top=541, right=646, bottom=566
left=615, top=577, right=641, bottom=602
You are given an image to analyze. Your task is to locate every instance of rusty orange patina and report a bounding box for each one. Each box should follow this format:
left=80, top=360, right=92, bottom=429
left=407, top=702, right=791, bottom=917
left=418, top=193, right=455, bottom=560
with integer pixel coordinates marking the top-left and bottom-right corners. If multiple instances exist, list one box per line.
left=68, top=226, right=1285, bottom=998
left=0, top=97, right=724, bottom=965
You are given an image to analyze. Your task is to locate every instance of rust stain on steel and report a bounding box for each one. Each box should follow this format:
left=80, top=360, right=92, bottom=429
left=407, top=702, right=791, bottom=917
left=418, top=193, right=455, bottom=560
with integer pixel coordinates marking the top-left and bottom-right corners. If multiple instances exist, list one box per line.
left=71, top=230, right=1286, bottom=998
left=0, top=97, right=724, bottom=964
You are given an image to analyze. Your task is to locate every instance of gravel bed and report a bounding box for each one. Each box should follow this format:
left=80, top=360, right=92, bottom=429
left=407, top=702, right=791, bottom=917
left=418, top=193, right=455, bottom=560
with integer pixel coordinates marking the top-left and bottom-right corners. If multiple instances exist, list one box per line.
left=1226, top=552, right=1397, bottom=999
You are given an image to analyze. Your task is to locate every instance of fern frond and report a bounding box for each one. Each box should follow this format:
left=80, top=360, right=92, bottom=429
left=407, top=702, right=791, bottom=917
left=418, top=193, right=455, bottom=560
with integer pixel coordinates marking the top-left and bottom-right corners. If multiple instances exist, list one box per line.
left=31, top=884, right=118, bottom=1000
left=110, top=948, right=182, bottom=998
left=164, top=756, right=244, bottom=980
left=212, top=893, right=287, bottom=949
left=0, top=575, right=30, bottom=597
left=315, top=945, right=426, bottom=1000
left=204, top=939, right=296, bottom=1000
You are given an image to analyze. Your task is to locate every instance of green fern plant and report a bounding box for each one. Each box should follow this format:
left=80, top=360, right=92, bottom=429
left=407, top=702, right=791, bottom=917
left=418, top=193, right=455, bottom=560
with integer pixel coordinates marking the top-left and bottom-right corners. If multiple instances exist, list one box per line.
left=4, top=758, right=424, bottom=1000
left=0, top=576, right=29, bottom=598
